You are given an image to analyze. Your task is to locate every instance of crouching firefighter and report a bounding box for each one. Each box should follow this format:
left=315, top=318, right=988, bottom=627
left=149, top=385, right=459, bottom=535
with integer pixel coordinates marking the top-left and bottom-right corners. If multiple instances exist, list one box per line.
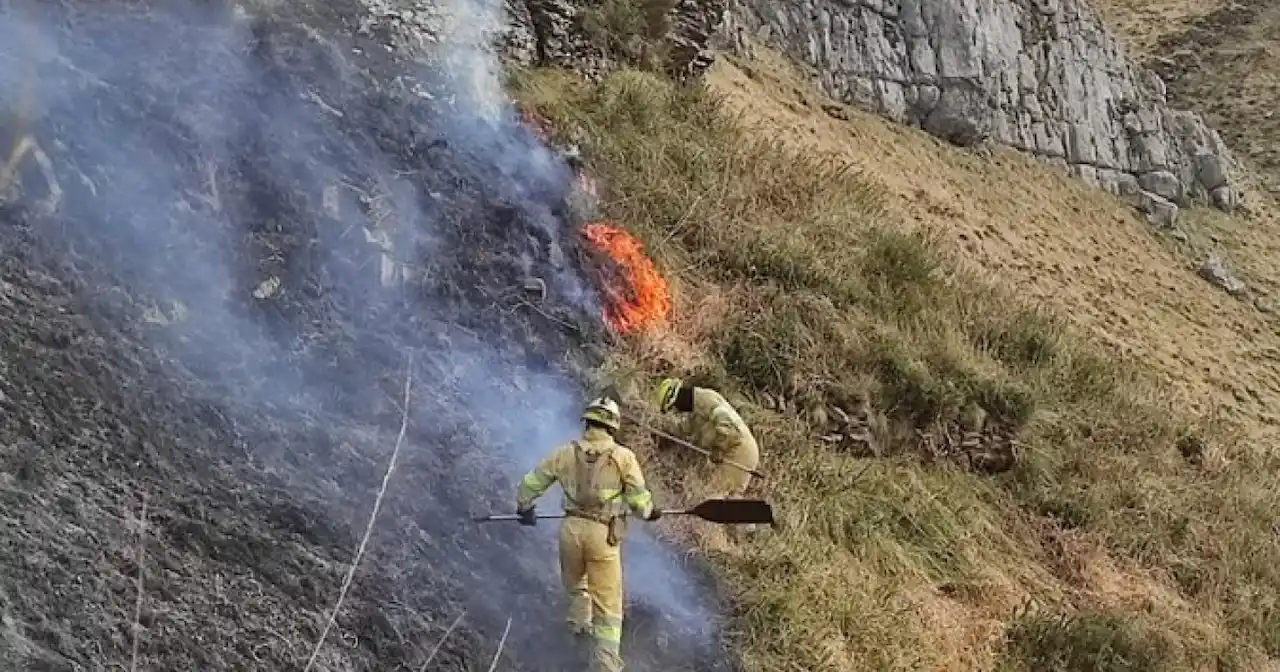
left=515, top=397, right=662, bottom=672
left=653, top=377, right=761, bottom=502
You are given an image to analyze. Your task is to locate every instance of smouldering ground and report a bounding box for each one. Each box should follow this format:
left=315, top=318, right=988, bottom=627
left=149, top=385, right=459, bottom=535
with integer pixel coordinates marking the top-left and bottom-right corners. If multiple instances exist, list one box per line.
left=0, top=3, right=734, bottom=670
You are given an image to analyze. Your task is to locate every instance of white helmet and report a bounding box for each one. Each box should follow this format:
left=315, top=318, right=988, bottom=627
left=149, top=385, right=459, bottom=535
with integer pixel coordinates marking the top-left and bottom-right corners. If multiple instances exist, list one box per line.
left=582, top=397, right=621, bottom=432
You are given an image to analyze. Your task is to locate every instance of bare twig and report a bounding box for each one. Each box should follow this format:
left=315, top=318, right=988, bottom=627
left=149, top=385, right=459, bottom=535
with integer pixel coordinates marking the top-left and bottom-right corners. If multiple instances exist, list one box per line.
left=486, top=616, right=513, bottom=672
left=129, top=492, right=148, bottom=672
left=846, top=459, right=875, bottom=490
left=303, top=355, right=415, bottom=672
left=417, top=610, right=466, bottom=672
left=513, top=299, right=581, bottom=333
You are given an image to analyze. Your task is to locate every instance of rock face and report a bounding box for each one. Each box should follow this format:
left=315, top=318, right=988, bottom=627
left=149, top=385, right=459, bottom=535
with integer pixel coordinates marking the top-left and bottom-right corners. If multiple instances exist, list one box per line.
left=504, top=0, right=727, bottom=81
left=723, top=0, right=1239, bottom=222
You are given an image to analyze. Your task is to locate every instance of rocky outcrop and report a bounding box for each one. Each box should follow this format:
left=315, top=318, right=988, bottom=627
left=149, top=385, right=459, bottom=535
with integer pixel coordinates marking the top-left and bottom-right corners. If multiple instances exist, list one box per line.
left=722, top=0, right=1240, bottom=224
left=503, top=0, right=727, bottom=81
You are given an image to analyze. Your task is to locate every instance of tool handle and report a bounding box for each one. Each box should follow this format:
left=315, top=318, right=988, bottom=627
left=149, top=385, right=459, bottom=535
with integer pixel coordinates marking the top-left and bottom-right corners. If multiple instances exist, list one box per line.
left=645, top=426, right=767, bottom=479
left=473, top=513, right=568, bottom=523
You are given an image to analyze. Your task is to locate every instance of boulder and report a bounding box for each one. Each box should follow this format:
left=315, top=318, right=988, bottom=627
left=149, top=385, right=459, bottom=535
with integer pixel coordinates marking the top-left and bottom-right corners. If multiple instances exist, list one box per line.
left=1199, top=256, right=1247, bottom=298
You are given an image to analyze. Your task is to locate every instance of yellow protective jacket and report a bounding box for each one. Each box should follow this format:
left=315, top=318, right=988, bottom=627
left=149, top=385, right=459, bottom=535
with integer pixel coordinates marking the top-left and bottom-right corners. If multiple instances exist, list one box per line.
left=516, top=427, right=655, bottom=524
left=683, top=387, right=760, bottom=470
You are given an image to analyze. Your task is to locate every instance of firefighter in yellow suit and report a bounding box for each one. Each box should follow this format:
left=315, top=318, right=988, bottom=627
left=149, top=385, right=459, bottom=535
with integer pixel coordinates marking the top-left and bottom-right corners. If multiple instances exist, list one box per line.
left=515, top=397, right=662, bottom=672
left=653, top=378, right=760, bottom=501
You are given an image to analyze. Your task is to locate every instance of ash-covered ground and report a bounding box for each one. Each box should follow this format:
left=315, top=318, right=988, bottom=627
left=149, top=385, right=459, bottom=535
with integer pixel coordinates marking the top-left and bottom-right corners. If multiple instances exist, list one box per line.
left=0, top=1, right=733, bottom=670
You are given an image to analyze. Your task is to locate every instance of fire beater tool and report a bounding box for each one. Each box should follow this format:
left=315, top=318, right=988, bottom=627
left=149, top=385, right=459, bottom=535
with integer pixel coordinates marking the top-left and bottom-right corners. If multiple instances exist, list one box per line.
left=473, top=498, right=775, bottom=526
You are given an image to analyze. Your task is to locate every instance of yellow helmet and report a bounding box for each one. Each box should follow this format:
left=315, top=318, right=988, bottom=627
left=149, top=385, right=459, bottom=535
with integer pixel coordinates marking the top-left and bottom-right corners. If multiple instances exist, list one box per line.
left=582, top=397, right=622, bottom=432
left=654, top=377, right=682, bottom=413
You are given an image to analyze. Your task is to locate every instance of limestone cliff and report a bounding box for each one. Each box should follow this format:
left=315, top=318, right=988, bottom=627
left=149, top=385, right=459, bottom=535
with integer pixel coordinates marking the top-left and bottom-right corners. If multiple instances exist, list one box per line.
left=500, top=0, right=1242, bottom=226
left=721, top=0, right=1241, bottom=223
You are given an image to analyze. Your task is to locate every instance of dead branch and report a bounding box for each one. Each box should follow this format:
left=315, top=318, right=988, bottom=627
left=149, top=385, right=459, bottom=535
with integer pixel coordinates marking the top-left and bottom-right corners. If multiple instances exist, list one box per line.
left=129, top=492, right=148, bottom=672
left=303, top=354, right=415, bottom=672
left=417, top=610, right=466, bottom=672
left=485, top=616, right=513, bottom=672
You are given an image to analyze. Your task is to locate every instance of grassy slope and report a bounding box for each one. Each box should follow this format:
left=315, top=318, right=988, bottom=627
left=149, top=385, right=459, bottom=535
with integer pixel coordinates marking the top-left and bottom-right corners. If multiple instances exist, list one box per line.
left=511, top=35, right=1280, bottom=672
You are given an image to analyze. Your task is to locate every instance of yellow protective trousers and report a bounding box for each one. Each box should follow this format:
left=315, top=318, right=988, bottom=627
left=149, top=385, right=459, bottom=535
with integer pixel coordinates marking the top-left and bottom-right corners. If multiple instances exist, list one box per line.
left=558, top=516, right=625, bottom=672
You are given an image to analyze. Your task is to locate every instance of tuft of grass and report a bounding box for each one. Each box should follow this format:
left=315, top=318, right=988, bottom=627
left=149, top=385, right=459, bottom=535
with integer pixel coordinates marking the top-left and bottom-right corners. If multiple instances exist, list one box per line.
left=514, top=64, right=1280, bottom=670
left=998, top=609, right=1170, bottom=672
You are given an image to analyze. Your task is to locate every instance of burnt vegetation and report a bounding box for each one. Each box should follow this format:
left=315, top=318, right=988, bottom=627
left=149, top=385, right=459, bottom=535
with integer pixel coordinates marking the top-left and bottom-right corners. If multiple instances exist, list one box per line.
left=0, top=1, right=732, bottom=670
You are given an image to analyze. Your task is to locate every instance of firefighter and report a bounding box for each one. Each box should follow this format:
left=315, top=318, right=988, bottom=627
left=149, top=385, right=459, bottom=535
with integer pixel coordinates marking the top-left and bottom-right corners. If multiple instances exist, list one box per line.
left=653, top=378, right=760, bottom=502
left=515, top=397, right=662, bottom=672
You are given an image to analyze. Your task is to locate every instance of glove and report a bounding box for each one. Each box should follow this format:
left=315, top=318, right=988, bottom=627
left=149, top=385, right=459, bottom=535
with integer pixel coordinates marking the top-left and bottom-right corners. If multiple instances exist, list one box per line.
left=517, top=506, right=537, bottom=527
left=645, top=508, right=663, bottom=522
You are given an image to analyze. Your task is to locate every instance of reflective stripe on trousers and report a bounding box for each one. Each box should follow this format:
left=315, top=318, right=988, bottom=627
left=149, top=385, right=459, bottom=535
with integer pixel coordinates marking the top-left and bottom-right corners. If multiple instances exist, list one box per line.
left=592, top=613, right=623, bottom=672
left=558, top=516, right=626, bottom=672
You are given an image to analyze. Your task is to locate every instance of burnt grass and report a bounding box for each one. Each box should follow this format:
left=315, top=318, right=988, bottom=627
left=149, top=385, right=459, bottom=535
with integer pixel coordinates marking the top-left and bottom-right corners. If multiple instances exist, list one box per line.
left=0, top=1, right=734, bottom=670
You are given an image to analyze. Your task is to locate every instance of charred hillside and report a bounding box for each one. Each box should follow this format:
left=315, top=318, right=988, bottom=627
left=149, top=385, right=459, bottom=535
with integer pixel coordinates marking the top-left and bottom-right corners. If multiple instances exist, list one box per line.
left=0, top=1, right=730, bottom=670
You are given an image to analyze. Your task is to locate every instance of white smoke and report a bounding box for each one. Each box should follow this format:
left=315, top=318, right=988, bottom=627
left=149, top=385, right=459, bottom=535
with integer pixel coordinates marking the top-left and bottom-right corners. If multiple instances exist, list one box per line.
left=420, top=0, right=726, bottom=647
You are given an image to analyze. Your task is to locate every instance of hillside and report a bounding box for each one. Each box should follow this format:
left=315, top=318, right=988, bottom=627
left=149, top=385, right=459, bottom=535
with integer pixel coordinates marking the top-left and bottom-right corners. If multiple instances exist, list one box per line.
left=1098, top=0, right=1280, bottom=198
left=512, top=5, right=1280, bottom=672
left=1098, top=0, right=1280, bottom=302
left=2, top=0, right=1279, bottom=671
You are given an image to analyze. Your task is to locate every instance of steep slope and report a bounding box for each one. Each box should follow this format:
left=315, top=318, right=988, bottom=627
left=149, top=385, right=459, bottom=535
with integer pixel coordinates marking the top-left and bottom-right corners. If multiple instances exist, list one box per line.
left=1093, top=0, right=1280, bottom=369
left=0, top=1, right=732, bottom=670
left=708, top=49, right=1280, bottom=434
left=514, top=36, right=1280, bottom=672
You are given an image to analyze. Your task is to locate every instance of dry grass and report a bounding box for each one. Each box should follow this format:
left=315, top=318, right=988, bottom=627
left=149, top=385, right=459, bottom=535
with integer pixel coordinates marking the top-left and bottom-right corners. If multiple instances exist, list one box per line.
left=511, top=63, right=1280, bottom=671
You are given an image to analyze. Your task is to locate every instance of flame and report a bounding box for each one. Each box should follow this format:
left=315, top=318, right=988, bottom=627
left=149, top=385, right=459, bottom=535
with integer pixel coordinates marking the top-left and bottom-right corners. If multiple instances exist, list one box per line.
left=583, top=221, right=672, bottom=334
left=518, top=105, right=553, bottom=143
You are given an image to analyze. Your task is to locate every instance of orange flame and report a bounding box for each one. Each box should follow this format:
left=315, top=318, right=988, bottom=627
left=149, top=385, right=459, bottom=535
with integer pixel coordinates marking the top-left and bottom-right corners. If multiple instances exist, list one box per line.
left=518, top=105, right=553, bottom=143
left=583, top=222, right=672, bottom=334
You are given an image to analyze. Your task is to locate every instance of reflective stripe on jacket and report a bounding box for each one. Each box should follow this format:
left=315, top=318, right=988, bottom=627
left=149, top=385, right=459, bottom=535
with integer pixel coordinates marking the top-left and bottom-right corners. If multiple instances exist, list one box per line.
left=516, top=426, right=654, bottom=521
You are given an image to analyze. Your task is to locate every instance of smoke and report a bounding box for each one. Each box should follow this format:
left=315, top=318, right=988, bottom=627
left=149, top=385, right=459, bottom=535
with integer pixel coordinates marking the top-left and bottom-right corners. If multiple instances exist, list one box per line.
left=0, top=0, right=726, bottom=668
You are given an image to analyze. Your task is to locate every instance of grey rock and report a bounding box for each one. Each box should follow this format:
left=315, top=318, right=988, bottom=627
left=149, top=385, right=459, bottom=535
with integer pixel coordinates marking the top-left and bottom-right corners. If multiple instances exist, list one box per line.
left=502, top=0, right=537, bottom=65
left=1113, top=172, right=1141, bottom=198
left=1139, top=170, right=1183, bottom=203
left=877, top=79, right=909, bottom=122
left=1143, top=70, right=1166, bottom=103
left=1194, top=152, right=1228, bottom=191
left=1033, top=122, right=1065, bottom=158
left=501, top=0, right=726, bottom=79
left=1210, top=185, right=1240, bottom=213
left=1199, top=256, right=1247, bottom=298
left=913, top=84, right=940, bottom=115
left=1124, top=189, right=1178, bottom=228
left=1132, top=133, right=1170, bottom=172
left=1069, top=163, right=1099, bottom=188
left=908, top=37, right=938, bottom=82
left=1095, top=168, right=1127, bottom=195
left=1066, top=123, right=1097, bottom=164
left=923, top=81, right=992, bottom=146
